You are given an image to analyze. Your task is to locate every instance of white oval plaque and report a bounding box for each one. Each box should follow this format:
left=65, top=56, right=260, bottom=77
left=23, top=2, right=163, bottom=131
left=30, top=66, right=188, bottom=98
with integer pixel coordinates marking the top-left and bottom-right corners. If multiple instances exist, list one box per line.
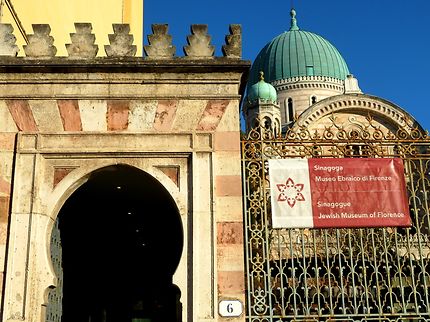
left=219, top=300, right=243, bottom=317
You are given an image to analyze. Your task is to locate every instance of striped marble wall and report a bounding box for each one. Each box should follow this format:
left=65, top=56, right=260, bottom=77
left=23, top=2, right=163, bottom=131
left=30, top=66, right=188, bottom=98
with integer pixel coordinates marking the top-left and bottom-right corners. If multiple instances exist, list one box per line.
left=0, top=99, right=232, bottom=133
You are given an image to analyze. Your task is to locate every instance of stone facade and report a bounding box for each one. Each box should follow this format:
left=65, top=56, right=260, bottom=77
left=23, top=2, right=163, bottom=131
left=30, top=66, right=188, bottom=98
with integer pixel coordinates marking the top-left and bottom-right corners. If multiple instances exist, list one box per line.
left=0, top=23, right=249, bottom=322
left=243, top=100, right=281, bottom=134
left=273, top=76, right=345, bottom=123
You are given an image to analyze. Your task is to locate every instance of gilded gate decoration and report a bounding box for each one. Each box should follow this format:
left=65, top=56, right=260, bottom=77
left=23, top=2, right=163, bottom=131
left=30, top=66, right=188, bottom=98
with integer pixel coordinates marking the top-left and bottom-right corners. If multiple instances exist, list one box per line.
left=241, top=115, right=430, bottom=321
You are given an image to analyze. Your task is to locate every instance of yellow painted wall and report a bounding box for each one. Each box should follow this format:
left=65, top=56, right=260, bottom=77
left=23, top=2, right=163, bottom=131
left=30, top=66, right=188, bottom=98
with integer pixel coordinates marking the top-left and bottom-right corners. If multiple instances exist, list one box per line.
left=0, top=0, right=143, bottom=56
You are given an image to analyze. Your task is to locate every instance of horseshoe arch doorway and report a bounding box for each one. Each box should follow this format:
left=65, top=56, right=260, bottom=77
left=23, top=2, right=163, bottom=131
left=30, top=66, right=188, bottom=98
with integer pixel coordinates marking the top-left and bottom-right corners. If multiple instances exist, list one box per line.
left=46, top=165, right=184, bottom=322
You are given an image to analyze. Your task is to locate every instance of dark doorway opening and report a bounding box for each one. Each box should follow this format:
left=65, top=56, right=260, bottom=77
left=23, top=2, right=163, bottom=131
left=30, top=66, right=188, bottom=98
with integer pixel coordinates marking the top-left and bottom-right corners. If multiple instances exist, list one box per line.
left=57, top=165, right=183, bottom=322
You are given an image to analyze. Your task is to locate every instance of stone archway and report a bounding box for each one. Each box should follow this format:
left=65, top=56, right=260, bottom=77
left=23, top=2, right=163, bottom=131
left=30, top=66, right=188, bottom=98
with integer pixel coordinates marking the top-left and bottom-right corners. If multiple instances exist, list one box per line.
left=47, top=165, right=183, bottom=322
left=295, top=93, right=423, bottom=132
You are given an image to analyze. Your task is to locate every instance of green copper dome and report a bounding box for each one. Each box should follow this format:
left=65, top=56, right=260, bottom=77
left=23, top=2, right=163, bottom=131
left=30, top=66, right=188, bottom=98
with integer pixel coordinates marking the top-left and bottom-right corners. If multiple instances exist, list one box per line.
left=247, top=72, right=277, bottom=103
left=248, top=9, right=350, bottom=87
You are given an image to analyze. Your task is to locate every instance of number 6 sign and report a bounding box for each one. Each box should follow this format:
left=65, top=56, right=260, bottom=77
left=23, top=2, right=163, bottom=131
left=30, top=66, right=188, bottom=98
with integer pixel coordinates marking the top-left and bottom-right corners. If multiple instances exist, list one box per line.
left=219, top=300, right=243, bottom=317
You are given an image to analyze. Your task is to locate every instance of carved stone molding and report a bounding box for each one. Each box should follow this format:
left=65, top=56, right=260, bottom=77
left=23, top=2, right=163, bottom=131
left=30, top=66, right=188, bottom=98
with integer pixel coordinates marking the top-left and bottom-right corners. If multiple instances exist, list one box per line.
left=105, top=24, right=136, bottom=57
left=222, top=24, right=241, bottom=58
left=23, top=24, right=57, bottom=58
left=0, top=23, right=19, bottom=56
left=144, top=24, right=176, bottom=59
left=66, top=23, right=98, bottom=59
left=183, top=24, right=214, bottom=58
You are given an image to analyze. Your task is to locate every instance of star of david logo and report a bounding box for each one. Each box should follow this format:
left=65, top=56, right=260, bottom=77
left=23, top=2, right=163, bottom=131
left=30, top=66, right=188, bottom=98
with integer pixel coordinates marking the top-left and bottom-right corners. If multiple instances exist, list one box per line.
left=276, top=178, right=305, bottom=208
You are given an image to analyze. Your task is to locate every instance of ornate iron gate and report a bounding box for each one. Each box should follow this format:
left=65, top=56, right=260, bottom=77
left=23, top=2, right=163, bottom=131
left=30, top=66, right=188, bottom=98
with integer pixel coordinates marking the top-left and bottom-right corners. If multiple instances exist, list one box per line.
left=46, top=219, right=63, bottom=322
left=242, top=116, right=430, bottom=321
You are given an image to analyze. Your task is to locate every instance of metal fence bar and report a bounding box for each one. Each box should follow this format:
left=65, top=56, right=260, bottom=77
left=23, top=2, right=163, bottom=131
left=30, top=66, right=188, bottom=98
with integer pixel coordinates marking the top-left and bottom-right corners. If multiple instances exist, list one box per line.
left=394, top=231, right=407, bottom=314
left=382, top=228, right=395, bottom=314
left=417, top=159, right=430, bottom=311
left=347, top=228, right=359, bottom=314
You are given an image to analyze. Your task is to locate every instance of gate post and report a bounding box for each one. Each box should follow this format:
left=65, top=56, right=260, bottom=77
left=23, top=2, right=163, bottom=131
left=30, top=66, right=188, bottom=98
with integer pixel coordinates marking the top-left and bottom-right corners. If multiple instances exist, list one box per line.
left=3, top=135, right=55, bottom=322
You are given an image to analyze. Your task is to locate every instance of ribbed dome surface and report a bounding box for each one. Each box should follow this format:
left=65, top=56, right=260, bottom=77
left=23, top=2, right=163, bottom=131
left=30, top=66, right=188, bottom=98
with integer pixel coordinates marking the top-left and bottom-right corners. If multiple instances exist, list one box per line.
left=247, top=77, right=277, bottom=103
left=248, top=12, right=350, bottom=87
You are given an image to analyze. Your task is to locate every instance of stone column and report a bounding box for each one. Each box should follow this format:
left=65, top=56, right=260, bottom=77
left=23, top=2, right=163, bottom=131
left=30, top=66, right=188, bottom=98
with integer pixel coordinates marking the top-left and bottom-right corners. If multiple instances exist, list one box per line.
left=3, top=135, right=39, bottom=321
left=192, top=150, right=216, bottom=321
left=0, top=132, right=16, bottom=317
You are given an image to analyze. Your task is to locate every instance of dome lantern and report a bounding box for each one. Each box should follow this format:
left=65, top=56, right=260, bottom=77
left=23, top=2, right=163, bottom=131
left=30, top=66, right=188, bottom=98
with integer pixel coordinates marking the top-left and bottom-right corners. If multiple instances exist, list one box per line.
left=290, top=8, right=299, bottom=31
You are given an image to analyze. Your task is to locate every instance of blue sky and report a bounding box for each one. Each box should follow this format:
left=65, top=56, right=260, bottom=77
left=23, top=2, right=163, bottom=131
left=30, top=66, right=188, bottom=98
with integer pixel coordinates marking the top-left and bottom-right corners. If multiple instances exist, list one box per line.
left=144, top=1, right=430, bottom=131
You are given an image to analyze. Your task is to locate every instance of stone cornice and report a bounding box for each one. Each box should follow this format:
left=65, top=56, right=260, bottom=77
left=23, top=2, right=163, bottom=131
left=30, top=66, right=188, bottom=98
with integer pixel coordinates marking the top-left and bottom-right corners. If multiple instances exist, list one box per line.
left=0, top=57, right=251, bottom=74
left=0, top=57, right=250, bottom=100
left=272, top=75, right=344, bottom=85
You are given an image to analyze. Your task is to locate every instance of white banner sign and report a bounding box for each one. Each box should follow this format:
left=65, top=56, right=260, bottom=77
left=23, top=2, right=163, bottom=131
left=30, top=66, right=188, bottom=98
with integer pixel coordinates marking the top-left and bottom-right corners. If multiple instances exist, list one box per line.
left=269, top=159, right=313, bottom=228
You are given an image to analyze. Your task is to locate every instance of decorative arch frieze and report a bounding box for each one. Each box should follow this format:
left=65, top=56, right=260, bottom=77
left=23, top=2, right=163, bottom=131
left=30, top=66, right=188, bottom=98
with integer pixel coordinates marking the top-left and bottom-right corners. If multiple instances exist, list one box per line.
left=296, top=94, right=421, bottom=132
left=272, top=75, right=344, bottom=93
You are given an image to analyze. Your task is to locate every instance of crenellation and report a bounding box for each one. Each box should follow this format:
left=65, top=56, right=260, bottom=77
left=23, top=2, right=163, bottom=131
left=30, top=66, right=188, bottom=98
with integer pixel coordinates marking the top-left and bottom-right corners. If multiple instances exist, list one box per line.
left=222, top=24, right=242, bottom=58
left=183, top=24, right=214, bottom=58
left=0, top=24, right=19, bottom=56
left=66, top=23, right=98, bottom=59
left=144, top=24, right=176, bottom=59
left=23, top=24, right=57, bottom=58
left=0, top=22, right=244, bottom=59
left=104, top=24, right=136, bottom=57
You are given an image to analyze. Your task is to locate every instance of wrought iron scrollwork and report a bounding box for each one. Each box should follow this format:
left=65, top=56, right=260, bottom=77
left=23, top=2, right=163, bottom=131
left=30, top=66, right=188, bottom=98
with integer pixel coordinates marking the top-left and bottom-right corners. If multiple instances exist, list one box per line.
left=242, top=116, right=430, bottom=321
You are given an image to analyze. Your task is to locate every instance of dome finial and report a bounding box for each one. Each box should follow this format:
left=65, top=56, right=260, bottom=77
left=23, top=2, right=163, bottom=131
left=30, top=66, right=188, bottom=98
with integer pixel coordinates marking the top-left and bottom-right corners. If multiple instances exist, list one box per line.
left=290, top=8, right=299, bottom=31
left=259, top=71, right=265, bottom=81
